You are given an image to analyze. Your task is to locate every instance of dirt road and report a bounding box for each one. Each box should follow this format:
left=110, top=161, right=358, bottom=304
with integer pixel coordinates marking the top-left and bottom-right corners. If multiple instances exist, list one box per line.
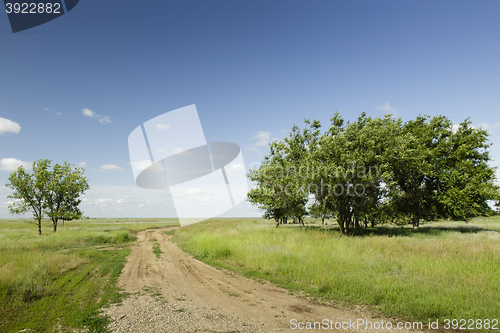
left=103, top=228, right=425, bottom=332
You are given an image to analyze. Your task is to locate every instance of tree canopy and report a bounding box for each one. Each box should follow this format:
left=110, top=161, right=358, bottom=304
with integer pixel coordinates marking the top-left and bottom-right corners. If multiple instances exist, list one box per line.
left=6, top=159, right=89, bottom=234
left=247, top=113, right=500, bottom=234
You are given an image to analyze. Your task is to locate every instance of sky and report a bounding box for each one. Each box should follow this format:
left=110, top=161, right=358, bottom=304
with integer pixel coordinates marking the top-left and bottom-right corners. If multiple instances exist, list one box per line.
left=1, top=0, right=500, bottom=218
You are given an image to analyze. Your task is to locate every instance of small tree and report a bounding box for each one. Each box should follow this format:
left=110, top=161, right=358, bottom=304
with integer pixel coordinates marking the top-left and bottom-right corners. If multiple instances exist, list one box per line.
left=45, top=162, right=89, bottom=232
left=6, top=160, right=51, bottom=235
left=6, top=159, right=89, bottom=234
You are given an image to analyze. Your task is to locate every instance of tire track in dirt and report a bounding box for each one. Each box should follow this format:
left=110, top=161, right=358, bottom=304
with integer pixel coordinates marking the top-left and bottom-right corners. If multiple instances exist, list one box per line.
left=107, top=228, right=426, bottom=332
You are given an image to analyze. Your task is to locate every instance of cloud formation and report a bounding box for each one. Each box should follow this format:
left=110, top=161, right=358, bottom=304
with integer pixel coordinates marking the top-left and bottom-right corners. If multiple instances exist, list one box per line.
left=100, top=164, right=122, bottom=172
left=82, top=108, right=112, bottom=124
left=376, top=101, right=397, bottom=113
left=0, top=158, right=31, bottom=171
left=477, top=123, right=500, bottom=130
left=251, top=131, right=278, bottom=147
left=0, top=117, right=21, bottom=135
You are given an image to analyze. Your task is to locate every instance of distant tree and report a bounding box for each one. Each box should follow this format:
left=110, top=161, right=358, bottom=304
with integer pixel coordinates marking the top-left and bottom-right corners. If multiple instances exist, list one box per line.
left=45, top=161, right=89, bottom=232
left=247, top=112, right=500, bottom=233
left=6, top=160, right=51, bottom=235
left=6, top=159, right=89, bottom=234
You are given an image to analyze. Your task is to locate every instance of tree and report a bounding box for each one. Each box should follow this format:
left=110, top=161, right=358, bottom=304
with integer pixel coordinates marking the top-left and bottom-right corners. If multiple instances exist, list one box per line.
left=6, top=160, right=51, bottom=235
left=247, top=120, right=321, bottom=227
left=247, top=112, right=500, bottom=233
left=45, top=161, right=89, bottom=232
left=383, top=116, right=500, bottom=227
left=6, top=160, right=89, bottom=234
left=438, top=119, right=500, bottom=221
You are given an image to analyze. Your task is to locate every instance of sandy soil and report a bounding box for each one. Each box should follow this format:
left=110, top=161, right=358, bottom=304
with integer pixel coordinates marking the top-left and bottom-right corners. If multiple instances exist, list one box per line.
left=103, top=228, right=426, bottom=332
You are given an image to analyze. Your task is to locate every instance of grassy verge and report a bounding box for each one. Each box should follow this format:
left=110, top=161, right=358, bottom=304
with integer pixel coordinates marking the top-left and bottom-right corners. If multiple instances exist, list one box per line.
left=172, top=217, right=500, bottom=326
left=0, top=218, right=178, bottom=333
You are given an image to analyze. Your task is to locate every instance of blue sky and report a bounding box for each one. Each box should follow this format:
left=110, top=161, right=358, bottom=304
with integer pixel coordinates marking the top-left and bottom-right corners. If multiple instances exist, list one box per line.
left=1, top=0, right=500, bottom=218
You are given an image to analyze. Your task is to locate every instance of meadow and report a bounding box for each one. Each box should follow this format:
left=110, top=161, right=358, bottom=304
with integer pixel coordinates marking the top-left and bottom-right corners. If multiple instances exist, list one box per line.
left=172, top=216, right=500, bottom=328
left=2, top=216, right=499, bottom=332
left=0, top=218, right=177, bottom=333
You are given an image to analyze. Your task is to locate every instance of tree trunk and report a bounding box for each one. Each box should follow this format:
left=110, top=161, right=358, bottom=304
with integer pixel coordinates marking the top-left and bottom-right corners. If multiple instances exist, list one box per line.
left=38, top=218, right=42, bottom=235
left=321, top=215, right=325, bottom=225
left=275, top=218, right=279, bottom=228
left=53, top=218, right=58, bottom=233
left=338, top=218, right=347, bottom=235
left=354, top=216, right=360, bottom=229
left=363, top=217, right=367, bottom=228
left=412, top=217, right=419, bottom=229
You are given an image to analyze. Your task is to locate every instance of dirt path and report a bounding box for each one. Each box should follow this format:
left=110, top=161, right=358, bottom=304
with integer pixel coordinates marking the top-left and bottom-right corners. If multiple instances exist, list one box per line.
left=103, top=228, right=425, bottom=332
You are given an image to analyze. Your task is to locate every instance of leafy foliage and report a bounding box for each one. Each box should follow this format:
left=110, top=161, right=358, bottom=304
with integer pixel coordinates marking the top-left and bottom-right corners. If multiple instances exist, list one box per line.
left=247, top=113, right=500, bottom=233
left=6, top=159, right=89, bottom=234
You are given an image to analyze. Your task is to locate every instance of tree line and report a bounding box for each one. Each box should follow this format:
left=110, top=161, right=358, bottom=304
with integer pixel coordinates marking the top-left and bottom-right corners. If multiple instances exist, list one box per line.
left=247, top=113, right=500, bottom=234
left=6, top=159, right=89, bottom=235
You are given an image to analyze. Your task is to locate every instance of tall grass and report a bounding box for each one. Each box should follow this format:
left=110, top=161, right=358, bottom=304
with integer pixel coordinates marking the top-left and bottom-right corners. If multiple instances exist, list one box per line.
left=0, top=218, right=178, bottom=332
left=173, top=218, right=500, bottom=324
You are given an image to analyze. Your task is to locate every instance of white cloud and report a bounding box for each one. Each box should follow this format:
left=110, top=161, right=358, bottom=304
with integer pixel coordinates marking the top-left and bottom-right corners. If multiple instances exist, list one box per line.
left=82, top=108, right=95, bottom=117
left=116, top=198, right=124, bottom=204
left=99, top=116, right=111, bottom=124
left=376, top=101, right=397, bottom=113
left=184, top=188, right=203, bottom=195
left=130, top=160, right=152, bottom=171
left=100, top=164, right=122, bottom=172
left=82, top=108, right=112, bottom=124
left=227, top=163, right=245, bottom=172
left=251, top=131, right=273, bottom=147
left=156, top=123, right=170, bottom=130
left=477, top=123, right=500, bottom=130
left=247, top=131, right=279, bottom=153
left=77, top=162, right=87, bottom=168
left=0, top=158, right=31, bottom=171
left=0, top=117, right=21, bottom=135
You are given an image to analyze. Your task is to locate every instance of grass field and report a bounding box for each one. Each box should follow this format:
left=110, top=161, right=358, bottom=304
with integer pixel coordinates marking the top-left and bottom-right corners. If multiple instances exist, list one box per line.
left=172, top=216, right=500, bottom=327
left=0, top=218, right=178, bottom=333
left=2, top=216, right=499, bottom=332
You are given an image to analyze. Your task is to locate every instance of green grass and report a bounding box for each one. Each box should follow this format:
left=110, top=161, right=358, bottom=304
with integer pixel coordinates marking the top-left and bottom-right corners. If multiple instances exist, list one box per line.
left=152, top=242, right=163, bottom=258
left=0, top=218, right=178, bottom=333
left=172, top=217, right=500, bottom=327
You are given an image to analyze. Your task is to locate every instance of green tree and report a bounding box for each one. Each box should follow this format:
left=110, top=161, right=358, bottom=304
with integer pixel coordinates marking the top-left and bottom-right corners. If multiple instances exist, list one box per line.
left=45, top=162, right=89, bottom=232
left=383, top=115, right=500, bottom=227
left=438, top=119, right=500, bottom=220
left=6, top=160, right=51, bottom=235
left=247, top=112, right=500, bottom=233
left=247, top=120, right=321, bottom=227
left=6, top=159, right=89, bottom=234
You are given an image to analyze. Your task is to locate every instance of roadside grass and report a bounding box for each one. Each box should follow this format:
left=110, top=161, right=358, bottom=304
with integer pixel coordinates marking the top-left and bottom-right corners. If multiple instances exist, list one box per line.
left=0, top=218, right=178, bottom=333
left=172, top=217, right=500, bottom=327
left=152, top=242, right=163, bottom=258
